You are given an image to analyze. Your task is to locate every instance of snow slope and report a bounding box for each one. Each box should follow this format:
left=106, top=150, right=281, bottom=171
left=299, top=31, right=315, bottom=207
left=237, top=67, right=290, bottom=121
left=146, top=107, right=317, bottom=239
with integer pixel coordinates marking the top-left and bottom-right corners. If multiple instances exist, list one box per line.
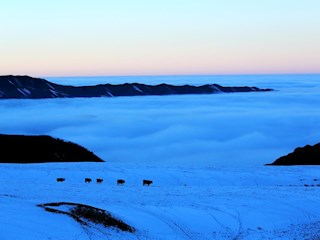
left=0, top=163, right=320, bottom=239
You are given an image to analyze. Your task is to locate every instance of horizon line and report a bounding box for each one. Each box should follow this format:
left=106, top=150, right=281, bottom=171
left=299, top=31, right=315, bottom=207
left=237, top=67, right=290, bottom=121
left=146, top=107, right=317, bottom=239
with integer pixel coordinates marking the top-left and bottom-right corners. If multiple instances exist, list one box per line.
left=42, top=72, right=320, bottom=78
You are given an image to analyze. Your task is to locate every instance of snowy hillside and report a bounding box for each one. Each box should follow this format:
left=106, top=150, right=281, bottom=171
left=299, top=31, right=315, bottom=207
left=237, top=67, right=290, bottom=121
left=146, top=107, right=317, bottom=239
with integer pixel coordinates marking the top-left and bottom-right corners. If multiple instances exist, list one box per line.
left=0, top=74, right=320, bottom=239
left=0, top=163, right=320, bottom=240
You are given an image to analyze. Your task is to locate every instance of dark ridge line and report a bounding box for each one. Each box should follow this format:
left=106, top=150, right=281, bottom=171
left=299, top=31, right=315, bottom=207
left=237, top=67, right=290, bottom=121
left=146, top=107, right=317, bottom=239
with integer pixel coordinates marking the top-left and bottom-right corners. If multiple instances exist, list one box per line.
left=266, top=143, right=320, bottom=166
left=0, top=133, right=104, bottom=163
left=0, top=75, right=273, bottom=99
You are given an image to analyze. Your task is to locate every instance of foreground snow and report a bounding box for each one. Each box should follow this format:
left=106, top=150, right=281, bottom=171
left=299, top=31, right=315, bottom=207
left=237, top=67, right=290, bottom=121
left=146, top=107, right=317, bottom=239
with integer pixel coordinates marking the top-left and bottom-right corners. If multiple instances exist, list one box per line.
left=0, top=162, right=319, bottom=240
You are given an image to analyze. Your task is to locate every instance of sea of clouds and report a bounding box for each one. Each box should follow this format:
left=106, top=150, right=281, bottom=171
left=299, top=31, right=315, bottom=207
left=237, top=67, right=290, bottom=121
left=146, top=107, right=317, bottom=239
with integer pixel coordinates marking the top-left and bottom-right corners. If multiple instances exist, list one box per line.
left=1, top=74, right=320, bottom=167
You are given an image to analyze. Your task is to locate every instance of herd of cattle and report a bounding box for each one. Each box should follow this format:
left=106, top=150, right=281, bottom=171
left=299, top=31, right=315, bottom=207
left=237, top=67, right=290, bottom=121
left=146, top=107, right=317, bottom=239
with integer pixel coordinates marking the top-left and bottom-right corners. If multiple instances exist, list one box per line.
left=56, top=177, right=153, bottom=186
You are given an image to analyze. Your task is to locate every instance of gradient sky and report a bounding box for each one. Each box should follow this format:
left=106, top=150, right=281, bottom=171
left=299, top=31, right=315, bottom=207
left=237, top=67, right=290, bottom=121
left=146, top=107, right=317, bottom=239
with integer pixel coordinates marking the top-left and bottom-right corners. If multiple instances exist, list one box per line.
left=1, top=0, right=320, bottom=77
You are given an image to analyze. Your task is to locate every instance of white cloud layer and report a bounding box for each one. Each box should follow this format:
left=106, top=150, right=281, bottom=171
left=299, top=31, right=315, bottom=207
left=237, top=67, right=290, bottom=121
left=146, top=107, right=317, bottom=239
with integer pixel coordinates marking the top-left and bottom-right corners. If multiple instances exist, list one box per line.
left=1, top=74, right=320, bottom=167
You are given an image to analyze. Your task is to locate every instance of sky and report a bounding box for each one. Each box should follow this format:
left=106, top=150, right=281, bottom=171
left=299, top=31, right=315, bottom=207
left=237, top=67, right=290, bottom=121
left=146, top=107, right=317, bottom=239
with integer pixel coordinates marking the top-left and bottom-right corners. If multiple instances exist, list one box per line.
left=0, top=0, right=320, bottom=77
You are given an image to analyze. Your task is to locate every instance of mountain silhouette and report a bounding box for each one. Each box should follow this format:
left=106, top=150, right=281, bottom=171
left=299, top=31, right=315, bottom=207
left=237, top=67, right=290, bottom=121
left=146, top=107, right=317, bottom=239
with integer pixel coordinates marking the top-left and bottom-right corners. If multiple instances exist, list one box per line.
left=0, top=75, right=273, bottom=99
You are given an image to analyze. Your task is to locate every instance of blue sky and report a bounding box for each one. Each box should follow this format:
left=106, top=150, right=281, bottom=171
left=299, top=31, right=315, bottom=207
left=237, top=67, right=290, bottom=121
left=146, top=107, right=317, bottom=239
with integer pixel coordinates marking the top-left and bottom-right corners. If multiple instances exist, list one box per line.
left=0, top=0, right=320, bottom=76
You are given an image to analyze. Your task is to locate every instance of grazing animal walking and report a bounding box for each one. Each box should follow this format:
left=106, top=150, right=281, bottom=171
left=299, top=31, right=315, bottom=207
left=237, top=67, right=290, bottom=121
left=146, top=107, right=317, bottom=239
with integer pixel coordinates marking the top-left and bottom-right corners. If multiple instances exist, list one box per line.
left=117, top=179, right=125, bottom=185
left=85, top=178, right=92, bottom=183
left=96, top=178, right=103, bottom=184
left=143, top=179, right=153, bottom=186
left=56, top=178, right=65, bottom=182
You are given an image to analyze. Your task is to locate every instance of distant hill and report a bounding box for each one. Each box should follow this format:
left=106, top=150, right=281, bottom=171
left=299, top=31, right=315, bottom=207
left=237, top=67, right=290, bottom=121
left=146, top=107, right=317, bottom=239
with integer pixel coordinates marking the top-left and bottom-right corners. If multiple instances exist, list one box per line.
left=0, top=75, right=273, bottom=99
left=266, top=143, right=320, bottom=166
left=0, top=134, right=104, bottom=163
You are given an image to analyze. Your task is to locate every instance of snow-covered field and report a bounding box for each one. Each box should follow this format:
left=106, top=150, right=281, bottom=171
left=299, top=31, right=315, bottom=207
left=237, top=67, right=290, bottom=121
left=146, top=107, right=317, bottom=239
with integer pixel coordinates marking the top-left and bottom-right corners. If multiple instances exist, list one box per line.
left=0, top=74, right=320, bottom=239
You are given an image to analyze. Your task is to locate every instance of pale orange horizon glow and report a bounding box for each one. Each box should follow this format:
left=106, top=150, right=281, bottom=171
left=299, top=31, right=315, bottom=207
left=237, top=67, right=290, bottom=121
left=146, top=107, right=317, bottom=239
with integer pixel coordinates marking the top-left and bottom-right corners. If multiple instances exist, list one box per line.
left=1, top=0, right=320, bottom=77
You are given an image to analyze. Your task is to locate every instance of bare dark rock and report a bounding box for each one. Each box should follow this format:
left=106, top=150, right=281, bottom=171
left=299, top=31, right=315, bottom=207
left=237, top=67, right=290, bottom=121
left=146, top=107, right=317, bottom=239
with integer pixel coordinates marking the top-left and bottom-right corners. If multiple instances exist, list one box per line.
left=266, top=143, right=320, bottom=166
left=37, top=202, right=135, bottom=233
left=0, top=134, right=104, bottom=163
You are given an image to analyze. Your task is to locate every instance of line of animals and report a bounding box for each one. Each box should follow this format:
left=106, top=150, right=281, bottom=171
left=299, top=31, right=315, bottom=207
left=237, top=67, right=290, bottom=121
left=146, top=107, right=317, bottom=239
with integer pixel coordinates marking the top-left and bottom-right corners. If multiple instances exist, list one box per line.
left=56, top=177, right=153, bottom=186
left=277, top=178, right=320, bottom=187
left=301, top=178, right=320, bottom=187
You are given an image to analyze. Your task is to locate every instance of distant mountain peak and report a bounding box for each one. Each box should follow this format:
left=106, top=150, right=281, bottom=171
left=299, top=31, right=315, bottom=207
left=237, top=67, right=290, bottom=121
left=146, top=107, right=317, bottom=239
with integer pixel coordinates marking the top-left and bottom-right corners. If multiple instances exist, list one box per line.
left=0, top=75, right=273, bottom=99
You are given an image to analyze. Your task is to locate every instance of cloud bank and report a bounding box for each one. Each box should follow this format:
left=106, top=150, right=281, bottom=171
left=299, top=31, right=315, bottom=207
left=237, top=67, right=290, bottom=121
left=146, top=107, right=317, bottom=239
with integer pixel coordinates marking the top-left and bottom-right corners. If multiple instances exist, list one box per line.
left=1, top=74, right=319, bottom=167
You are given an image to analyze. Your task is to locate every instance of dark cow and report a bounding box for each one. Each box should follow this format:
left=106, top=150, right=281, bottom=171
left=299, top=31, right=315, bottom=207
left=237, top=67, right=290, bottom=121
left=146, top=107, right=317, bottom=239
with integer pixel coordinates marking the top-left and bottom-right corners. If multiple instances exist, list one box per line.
left=117, top=179, right=125, bottom=185
left=96, top=178, right=103, bottom=184
left=56, top=178, right=65, bottom=182
left=85, top=178, right=92, bottom=183
left=143, top=179, right=153, bottom=186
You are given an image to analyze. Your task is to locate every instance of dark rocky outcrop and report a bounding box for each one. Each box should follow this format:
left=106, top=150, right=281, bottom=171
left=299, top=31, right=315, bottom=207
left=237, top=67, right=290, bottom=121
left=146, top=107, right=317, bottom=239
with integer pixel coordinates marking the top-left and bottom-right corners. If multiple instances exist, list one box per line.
left=266, top=143, right=320, bottom=165
left=0, top=134, right=104, bottom=163
left=0, top=75, right=273, bottom=99
left=38, top=202, right=135, bottom=232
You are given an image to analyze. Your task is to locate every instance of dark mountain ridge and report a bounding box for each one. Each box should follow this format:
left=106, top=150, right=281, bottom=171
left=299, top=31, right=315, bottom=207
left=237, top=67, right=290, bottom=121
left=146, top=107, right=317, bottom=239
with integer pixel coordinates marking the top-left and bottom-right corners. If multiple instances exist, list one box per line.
left=0, top=134, right=104, bottom=163
left=266, top=143, right=320, bottom=166
left=0, top=75, right=273, bottom=99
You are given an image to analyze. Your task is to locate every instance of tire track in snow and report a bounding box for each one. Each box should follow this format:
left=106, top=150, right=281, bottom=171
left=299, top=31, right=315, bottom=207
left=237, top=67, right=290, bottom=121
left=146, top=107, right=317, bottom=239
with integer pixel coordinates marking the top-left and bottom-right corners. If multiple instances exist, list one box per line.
left=131, top=205, right=200, bottom=240
left=194, top=203, right=243, bottom=240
